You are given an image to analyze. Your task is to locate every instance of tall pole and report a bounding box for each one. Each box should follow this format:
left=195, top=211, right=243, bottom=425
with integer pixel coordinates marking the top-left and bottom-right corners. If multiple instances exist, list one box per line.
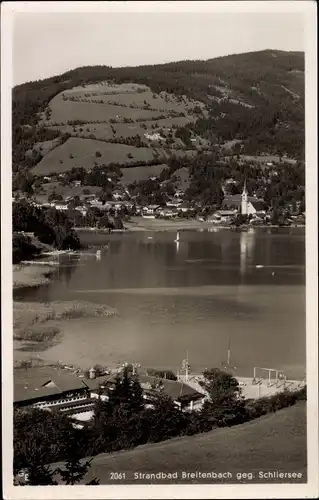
left=227, top=335, right=231, bottom=366
left=185, top=351, right=189, bottom=381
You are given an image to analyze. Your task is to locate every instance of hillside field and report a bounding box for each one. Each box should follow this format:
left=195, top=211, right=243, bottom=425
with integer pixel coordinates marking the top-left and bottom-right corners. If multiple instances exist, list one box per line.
left=52, top=402, right=306, bottom=484
left=32, top=136, right=196, bottom=176
left=48, top=116, right=195, bottom=142
left=120, top=164, right=167, bottom=184
left=32, top=137, right=158, bottom=175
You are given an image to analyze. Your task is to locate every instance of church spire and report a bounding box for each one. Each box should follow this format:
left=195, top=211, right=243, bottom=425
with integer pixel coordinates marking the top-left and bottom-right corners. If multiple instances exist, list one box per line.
left=242, top=177, right=247, bottom=195
left=241, top=176, right=248, bottom=215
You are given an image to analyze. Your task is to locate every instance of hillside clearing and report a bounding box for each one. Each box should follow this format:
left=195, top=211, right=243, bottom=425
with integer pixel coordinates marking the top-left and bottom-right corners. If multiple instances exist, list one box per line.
left=42, top=95, right=168, bottom=125
left=47, top=116, right=194, bottom=142
left=120, top=164, right=167, bottom=184
left=31, top=136, right=196, bottom=175
left=34, top=181, right=101, bottom=200
left=32, top=137, right=157, bottom=175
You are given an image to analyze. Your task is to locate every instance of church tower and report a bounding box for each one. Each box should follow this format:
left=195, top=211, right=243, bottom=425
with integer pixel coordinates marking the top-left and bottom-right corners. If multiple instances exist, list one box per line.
left=241, top=178, right=248, bottom=215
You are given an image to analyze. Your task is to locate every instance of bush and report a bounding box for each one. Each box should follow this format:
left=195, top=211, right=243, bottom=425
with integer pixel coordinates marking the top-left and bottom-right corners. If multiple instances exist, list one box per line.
left=95, top=151, right=102, bottom=158
left=147, top=369, right=177, bottom=381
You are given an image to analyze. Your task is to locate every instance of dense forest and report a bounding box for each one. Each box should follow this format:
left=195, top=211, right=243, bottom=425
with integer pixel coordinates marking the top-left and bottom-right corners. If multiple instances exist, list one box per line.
left=12, top=50, right=305, bottom=173
left=13, top=200, right=80, bottom=262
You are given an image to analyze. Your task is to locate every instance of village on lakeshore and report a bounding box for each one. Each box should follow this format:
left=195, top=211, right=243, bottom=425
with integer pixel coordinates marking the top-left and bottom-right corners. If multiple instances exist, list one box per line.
left=13, top=161, right=305, bottom=235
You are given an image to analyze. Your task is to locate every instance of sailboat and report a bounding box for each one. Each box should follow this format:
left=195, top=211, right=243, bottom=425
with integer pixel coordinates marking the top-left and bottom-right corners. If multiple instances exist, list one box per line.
left=174, top=231, right=180, bottom=243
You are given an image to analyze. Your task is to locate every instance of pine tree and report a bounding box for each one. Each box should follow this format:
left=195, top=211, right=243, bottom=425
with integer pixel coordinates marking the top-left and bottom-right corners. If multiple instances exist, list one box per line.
left=25, top=463, right=57, bottom=485
left=56, top=458, right=96, bottom=485
left=56, top=431, right=99, bottom=485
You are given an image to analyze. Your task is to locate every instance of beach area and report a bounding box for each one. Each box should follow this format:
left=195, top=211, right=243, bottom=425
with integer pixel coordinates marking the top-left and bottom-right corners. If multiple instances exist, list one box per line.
left=13, top=262, right=116, bottom=370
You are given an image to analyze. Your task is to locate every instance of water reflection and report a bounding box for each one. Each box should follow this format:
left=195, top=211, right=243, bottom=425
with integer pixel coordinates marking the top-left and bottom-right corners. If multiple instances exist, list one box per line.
left=240, top=229, right=256, bottom=277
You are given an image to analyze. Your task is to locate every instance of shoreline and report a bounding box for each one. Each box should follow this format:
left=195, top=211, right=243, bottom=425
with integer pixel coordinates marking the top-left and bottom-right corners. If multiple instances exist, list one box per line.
left=75, top=220, right=305, bottom=234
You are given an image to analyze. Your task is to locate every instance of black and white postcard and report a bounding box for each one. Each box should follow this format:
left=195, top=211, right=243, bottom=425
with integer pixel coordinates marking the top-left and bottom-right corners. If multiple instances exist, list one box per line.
left=1, top=1, right=318, bottom=499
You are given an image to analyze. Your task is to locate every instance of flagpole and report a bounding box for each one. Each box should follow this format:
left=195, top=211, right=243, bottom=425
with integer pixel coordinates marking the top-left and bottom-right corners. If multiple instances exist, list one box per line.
left=227, top=335, right=231, bottom=366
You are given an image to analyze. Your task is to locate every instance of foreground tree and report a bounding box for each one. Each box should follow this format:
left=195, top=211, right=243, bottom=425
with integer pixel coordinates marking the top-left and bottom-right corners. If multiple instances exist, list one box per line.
left=199, top=368, right=248, bottom=428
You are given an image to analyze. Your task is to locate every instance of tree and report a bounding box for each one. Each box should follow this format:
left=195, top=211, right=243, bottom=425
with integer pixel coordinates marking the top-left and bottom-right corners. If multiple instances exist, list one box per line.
left=13, top=171, right=34, bottom=195
left=271, top=207, right=279, bottom=225
left=199, top=368, right=248, bottom=428
left=25, top=463, right=58, bottom=486
left=233, top=213, right=248, bottom=226
left=98, top=215, right=112, bottom=229
left=113, top=216, right=124, bottom=230
left=146, top=389, right=187, bottom=443
left=68, top=195, right=81, bottom=208
left=147, top=368, right=177, bottom=381
left=48, top=192, right=63, bottom=202
left=56, top=449, right=97, bottom=485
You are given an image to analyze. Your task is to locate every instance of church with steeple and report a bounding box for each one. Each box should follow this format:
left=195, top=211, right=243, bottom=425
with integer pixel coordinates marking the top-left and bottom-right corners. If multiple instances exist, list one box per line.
left=241, top=178, right=249, bottom=215
left=221, top=176, right=266, bottom=216
left=240, top=178, right=264, bottom=216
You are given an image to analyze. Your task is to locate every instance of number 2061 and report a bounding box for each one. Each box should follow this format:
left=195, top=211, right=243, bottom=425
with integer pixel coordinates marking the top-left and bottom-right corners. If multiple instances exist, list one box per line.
left=110, top=472, right=126, bottom=480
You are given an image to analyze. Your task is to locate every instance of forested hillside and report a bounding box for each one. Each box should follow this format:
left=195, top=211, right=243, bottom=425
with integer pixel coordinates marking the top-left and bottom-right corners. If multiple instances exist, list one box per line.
left=13, top=49, right=304, bottom=178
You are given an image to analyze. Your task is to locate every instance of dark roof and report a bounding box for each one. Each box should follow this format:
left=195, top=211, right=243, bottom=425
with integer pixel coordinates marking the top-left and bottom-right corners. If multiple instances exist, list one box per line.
left=14, top=367, right=88, bottom=403
left=89, top=373, right=203, bottom=402
left=138, top=375, right=203, bottom=402
left=82, top=376, right=113, bottom=391
left=222, top=195, right=264, bottom=209
left=250, top=200, right=265, bottom=211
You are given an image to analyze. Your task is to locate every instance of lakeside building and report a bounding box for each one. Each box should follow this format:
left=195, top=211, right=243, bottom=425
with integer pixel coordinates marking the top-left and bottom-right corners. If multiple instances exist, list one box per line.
left=208, top=210, right=237, bottom=224
left=143, top=205, right=161, bottom=216
left=14, top=368, right=91, bottom=411
left=87, top=373, right=205, bottom=412
left=159, top=207, right=176, bottom=218
left=14, top=367, right=205, bottom=425
left=166, top=199, right=182, bottom=208
left=54, top=203, right=69, bottom=211
left=222, top=182, right=265, bottom=216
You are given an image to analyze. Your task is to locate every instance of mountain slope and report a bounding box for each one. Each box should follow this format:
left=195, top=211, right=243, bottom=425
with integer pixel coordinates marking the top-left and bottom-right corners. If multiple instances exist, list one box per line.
left=12, top=50, right=305, bottom=177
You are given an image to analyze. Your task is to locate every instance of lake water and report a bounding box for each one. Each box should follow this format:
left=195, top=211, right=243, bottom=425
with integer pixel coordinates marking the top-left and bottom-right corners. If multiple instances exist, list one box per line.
left=16, top=228, right=306, bottom=379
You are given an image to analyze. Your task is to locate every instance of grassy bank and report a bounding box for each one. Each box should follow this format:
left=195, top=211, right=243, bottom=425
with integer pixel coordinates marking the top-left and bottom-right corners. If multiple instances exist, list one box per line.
left=13, top=263, right=57, bottom=290
left=13, top=300, right=116, bottom=344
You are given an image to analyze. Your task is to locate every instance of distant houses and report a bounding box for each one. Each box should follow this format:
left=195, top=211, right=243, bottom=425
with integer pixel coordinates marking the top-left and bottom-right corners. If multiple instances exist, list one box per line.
left=207, top=210, right=237, bottom=224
